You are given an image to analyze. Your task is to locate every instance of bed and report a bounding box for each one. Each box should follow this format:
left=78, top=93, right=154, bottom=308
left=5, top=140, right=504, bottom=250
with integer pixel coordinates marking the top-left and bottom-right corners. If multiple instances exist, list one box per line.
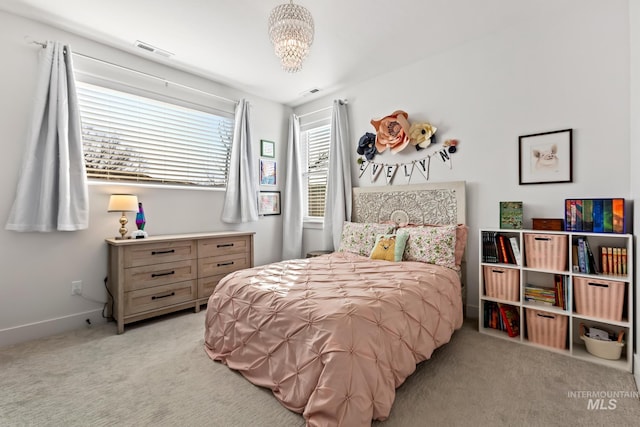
left=204, top=182, right=467, bottom=426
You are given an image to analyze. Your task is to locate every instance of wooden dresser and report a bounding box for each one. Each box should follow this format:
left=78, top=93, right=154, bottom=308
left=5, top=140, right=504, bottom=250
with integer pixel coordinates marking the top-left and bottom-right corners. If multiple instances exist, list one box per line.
left=106, top=231, right=254, bottom=333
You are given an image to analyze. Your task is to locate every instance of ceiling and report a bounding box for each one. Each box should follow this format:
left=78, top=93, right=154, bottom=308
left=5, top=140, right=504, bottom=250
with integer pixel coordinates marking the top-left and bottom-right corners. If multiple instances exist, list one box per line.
left=1, top=0, right=574, bottom=107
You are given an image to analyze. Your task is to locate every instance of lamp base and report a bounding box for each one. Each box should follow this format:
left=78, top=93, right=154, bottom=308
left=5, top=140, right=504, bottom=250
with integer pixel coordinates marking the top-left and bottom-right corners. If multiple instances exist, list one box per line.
left=132, top=230, right=148, bottom=239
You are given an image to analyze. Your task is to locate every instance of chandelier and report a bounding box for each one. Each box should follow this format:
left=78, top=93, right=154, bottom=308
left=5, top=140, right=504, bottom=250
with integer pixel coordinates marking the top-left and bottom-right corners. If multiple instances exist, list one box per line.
left=268, top=1, right=314, bottom=73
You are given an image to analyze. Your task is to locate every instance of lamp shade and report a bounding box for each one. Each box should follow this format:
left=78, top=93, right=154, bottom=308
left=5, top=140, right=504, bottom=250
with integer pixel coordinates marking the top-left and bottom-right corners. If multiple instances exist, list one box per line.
left=108, top=194, right=139, bottom=212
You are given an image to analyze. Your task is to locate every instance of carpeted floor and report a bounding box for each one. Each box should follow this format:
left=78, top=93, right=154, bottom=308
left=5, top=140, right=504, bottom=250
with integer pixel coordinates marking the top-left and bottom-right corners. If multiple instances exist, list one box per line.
left=0, top=310, right=638, bottom=426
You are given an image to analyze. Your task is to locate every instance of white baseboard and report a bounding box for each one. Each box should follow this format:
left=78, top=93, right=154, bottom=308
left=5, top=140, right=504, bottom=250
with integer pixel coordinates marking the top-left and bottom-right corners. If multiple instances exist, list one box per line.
left=0, top=309, right=106, bottom=348
left=635, top=355, right=639, bottom=390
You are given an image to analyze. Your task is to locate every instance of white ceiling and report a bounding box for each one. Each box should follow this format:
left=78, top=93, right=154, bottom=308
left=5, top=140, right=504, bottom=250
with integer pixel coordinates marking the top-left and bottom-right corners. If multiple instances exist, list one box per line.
left=1, top=0, right=575, bottom=107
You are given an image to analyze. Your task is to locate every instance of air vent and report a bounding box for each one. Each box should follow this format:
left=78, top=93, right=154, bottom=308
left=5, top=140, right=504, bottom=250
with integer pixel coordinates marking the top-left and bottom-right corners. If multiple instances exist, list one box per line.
left=300, top=87, right=320, bottom=97
left=134, top=40, right=174, bottom=58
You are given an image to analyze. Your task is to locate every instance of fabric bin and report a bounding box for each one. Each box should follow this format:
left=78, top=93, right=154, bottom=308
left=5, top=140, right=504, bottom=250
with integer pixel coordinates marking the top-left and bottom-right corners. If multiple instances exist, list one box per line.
left=524, top=234, right=567, bottom=271
left=525, top=308, right=568, bottom=350
left=574, top=277, right=625, bottom=321
left=483, top=266, right=519, bottom=301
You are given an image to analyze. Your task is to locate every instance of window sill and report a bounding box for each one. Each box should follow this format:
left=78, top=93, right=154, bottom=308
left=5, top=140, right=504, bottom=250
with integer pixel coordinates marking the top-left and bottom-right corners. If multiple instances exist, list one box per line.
left=303, top=219, right=324, bottom=230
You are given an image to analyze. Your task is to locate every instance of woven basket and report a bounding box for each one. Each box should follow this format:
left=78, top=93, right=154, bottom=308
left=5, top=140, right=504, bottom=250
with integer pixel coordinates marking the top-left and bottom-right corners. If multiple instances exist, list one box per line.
left=524, top=234, right=567, bottom=271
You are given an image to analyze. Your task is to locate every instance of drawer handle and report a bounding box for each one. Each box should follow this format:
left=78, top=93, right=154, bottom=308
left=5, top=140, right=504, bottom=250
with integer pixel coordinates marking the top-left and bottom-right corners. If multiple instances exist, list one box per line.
left=152, top=292, right=175, bottom=300
left=587, top=282, right=609, bottom=288
left=534, top=237, right=551, bottom=242
left=217, top=243, right=234, bottom=248
left=151, top=270, right=175, bottom=278
left=218, top=261, right=234, bottom=267
left=152, top=249, right=175, bottom=255
left=491, top=269, right=505, bottom=274
left=536, top=313, right=556, bottom=319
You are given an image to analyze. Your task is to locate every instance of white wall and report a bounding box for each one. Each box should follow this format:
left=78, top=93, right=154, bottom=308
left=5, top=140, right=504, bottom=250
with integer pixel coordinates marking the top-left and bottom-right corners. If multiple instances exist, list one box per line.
left=628, top=0, right=640, bottom=388
left=0, top=11, right=290, bottom=346
left=296, top=1, right=631, bottom=318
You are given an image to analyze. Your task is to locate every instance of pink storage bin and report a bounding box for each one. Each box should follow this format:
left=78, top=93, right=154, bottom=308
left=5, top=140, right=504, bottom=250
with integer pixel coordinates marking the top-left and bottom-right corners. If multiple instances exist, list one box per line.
left=483, top=266, right=519, bottom=301
left=524, top=234, right=567, bottom=271
left=574, top=277, right=625, bottom=321
left=525, top=308, right=568, bottom=350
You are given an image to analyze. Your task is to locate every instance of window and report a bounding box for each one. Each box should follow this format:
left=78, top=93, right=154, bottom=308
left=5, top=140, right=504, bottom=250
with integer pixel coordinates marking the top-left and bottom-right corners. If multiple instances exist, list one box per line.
left=301, top=123, right=331, bottom=218
left=76, top=82, right=234, bottom=187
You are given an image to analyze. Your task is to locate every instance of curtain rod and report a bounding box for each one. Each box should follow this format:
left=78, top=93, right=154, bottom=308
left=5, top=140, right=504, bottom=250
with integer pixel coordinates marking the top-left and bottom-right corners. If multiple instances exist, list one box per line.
left=30, top=40, right=238, bottom=105
left=296, top=99, right=348, bottom=119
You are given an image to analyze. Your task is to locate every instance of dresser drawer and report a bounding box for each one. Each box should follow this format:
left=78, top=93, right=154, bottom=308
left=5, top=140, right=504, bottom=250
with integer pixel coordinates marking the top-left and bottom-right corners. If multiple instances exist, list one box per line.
left=124, top=240, right=196, bottom=268
left=198, top=236, right=250, bottom=258
left=198, top=252, right=250, bottom=278
left=124, top=259, right=197, bottom=291
left=197, top=273, right=227, bottom=300
left=124, top=280, right=196, bottom=315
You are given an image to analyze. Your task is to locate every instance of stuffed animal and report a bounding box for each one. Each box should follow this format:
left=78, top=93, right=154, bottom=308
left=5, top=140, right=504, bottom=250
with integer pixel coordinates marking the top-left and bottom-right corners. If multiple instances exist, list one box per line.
left=370, top=110, right=411, bottom=154
left=409, top=122, right=437, bottom=150
left=370, top=235, right=397, bottom=261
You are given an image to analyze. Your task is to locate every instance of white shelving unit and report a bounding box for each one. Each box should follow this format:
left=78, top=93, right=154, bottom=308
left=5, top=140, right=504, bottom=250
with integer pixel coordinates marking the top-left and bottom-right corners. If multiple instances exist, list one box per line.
left=478, top=228, right=634, bottom=372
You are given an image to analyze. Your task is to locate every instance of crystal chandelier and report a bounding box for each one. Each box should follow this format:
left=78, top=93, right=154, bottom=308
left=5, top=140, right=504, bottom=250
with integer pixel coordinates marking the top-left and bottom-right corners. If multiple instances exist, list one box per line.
left=268, top=1, right=314, bottom=73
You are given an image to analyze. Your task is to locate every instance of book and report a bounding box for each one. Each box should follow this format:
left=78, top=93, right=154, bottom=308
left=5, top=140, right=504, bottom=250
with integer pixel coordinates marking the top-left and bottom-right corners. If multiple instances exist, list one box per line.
left=600, top=246, right=608, bottom=274
left=612, top=198, right=625, bottom=233
left=498, top=304, right=520, bottom=337
left=509, top=237, right=522, bottom=266
left=574, top=199, right=583, bottom=231
left=603, top=199, right=613, bottom=232
left=583, top=238, right=598, bottom=274
left=577, top=238, right=587, bottom=273
left=592, top=199, right=604, bottom=233
left=621, top=248, right=627, bottom=275
left=582, top=199, right=593, bottom=231
left=565, top=200, right=573, bottom=231
left=499, top=201, right=523, bottom=229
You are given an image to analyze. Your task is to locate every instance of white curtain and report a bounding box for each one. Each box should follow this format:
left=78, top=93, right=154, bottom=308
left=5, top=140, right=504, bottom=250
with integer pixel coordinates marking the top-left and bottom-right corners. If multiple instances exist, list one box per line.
left=222, top=99, right=259, bottom=223
left=281, top=114, right=304, bottom=260
left=323, top=100, right=352, bottom=250
left=6, top=41, right=89, bottom=232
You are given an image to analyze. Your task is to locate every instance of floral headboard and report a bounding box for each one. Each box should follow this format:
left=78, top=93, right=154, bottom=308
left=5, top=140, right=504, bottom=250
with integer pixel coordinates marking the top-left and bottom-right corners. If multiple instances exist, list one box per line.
left=351, top=181, right=466, bottom=226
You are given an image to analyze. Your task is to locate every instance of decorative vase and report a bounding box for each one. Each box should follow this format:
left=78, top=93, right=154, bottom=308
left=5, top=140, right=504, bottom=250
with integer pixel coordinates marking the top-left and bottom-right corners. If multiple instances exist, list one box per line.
left=133, top=202, right=148, bottom=238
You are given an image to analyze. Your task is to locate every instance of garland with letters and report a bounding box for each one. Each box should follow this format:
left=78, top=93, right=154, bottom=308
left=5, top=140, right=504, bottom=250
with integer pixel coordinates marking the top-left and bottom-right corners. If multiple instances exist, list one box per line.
left=356, top=109, right=459, bottom=184
left=358, top=145, right=455, bottom=184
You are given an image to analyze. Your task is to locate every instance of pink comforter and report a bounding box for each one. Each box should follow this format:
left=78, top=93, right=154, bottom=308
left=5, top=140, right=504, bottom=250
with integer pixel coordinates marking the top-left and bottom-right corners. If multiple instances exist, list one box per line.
left=204, top=251, right=463, bottom=426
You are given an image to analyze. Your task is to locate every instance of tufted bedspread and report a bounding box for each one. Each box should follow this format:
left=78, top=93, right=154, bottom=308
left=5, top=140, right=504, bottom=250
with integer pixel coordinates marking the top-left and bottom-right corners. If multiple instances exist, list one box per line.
left=204, top=251, right=463, bottom=426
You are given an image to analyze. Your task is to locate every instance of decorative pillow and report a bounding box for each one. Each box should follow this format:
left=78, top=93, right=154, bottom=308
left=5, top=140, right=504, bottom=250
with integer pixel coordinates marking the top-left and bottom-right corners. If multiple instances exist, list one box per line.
left=370, top=233, right=409, bottom=262
left=399, top=224, right=458, bottom=269
left=399, top=224, right=468, bottom=266
left=338, top=222, right=396, bottom=256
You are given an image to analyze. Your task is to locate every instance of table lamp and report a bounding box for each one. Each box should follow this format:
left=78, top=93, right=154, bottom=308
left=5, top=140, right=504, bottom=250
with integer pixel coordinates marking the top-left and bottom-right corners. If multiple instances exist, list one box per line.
left=108, top=194, right=139, bottom=239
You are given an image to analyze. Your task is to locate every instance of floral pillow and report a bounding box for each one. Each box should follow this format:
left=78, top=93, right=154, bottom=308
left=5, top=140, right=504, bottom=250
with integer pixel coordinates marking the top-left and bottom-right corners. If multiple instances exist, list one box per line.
left=398, top=224, right=458, bottom=269
left=399, top=224, right=468, bottom=267
left=338, top=222, right=396, bottom=256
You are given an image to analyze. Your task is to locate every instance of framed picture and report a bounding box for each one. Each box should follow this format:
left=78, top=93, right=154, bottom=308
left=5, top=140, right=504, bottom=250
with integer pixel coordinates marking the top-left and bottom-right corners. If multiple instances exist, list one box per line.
left=259, top=159, right=276, bottom=185
left=261, top=139, right=275, bottom=158
left=258, top=191, right=281, bottom=215
left=519, top=128, right=573, bottom=185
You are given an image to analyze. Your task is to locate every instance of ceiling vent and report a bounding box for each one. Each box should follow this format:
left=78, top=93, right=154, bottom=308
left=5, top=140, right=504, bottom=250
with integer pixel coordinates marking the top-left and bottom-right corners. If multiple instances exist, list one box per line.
left=134, top=40, right=174, bottom=58
left=300, top=87, right=320, bottom=97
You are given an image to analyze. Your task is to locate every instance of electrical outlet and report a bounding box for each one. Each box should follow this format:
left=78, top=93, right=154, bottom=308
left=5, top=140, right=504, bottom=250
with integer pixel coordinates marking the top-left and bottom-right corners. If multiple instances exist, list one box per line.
left=71, top=280, right=82, bottom=296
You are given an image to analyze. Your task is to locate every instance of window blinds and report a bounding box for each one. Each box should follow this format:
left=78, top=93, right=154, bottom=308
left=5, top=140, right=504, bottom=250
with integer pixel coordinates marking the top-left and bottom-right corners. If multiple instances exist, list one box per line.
left=76, top=82, right=234, bottom=187
left=302, top=124, right=331, bottom=217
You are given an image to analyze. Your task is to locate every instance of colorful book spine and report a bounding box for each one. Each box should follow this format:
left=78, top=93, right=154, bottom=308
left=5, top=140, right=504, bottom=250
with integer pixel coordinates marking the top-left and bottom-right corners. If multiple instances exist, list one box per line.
left=612, top=199, right=624, bottom=233
left=603, top=199, right=613, bottom=232
left=592, top=199, right=604, bottom=233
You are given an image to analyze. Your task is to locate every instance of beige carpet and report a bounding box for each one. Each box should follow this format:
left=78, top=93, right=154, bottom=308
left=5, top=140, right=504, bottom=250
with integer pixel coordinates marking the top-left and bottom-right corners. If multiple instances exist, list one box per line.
left=0, top=310, right=638, bottom=427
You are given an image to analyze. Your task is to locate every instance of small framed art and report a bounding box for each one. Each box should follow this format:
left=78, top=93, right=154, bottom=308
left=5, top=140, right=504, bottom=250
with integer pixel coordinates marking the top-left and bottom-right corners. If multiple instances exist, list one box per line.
left=258, top=191, right=281, bottom=216
left=519, top=128, right=572, bottom=185
left=260, top=159, right=276, bottom=186
left=261, top=139, right=275, bottom=158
